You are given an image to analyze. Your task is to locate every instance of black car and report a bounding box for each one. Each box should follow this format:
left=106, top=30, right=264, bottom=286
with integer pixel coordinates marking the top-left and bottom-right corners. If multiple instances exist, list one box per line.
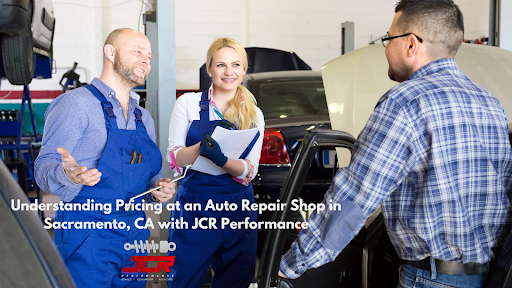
left=250, top=129, right=402, bottom=288
left=243, top=71, right=337, bottom=256
left=244, top=70, right=334, bottom=204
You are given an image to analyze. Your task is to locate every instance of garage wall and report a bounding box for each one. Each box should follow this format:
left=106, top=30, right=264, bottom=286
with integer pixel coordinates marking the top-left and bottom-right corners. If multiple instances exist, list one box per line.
left=175, top=0, right=398, bottom=89
left=456, top=0, right=490, bottom=40
left=500, top=0, right=512, bottom=51
left=48, top=0, right=149, bottom=88
left=0, top=0, right=493, bottom=93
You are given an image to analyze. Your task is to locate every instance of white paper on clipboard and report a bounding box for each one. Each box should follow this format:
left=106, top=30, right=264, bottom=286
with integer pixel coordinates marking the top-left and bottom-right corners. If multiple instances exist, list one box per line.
left=192, top=126, right=259, bottom=175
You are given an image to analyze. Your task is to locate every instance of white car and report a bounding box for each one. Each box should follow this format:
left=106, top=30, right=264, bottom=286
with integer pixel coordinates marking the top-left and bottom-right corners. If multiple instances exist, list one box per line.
left=0, top=0, right=55, bottom=85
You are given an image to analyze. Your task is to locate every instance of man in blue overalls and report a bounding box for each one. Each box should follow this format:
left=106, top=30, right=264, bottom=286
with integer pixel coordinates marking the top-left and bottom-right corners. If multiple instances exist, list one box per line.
left=35, top=28, right=175, bottom=287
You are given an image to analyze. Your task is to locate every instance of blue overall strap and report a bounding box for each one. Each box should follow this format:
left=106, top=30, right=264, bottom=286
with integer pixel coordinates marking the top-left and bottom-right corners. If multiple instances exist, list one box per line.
left=134, top=108, right=143, bottom=122
left=239, top=130, right=260, bottom=159
left=199, top=90, right=209, bottom=122
left=84, top=85, right=117, bottom=121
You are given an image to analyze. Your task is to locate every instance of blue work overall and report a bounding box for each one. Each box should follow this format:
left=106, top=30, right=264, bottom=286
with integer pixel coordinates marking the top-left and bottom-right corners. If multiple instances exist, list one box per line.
left=53, top=85, right=162, bottom=288
left=167, top=90, right=259, bottom=288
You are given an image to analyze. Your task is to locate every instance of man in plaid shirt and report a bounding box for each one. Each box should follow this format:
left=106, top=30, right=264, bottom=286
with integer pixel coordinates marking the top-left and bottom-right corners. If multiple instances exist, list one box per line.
left=279, top=0, right=512, bottom=287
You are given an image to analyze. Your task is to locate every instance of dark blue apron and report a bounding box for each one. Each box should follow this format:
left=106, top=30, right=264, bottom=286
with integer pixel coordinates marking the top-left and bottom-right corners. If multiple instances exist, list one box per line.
left=167, top=90, right=259, bottom=288
left=53, top=85, right=162, bottom=288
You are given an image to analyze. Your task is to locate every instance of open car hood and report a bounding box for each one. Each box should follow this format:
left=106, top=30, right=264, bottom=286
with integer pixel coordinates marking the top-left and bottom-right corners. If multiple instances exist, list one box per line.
left=321, top=43, right=512, bottom=137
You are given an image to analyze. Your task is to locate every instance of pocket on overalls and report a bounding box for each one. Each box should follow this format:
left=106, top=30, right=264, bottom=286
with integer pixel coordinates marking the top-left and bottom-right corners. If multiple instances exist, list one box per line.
left=61, top=230, right=95, bottom=263
left=121, top=148, right=151, bottom=194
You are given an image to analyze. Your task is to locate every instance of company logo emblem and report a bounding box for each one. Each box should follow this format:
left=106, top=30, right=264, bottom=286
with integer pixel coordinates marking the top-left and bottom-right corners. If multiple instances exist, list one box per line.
left=122, top=240, right=177, bottom=273
left=122, top=256, right=176, bottom=273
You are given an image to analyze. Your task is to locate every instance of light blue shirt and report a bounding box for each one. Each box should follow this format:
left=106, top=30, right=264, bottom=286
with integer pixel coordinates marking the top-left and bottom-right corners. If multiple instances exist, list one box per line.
left=35, top=78, right=163, bottom=202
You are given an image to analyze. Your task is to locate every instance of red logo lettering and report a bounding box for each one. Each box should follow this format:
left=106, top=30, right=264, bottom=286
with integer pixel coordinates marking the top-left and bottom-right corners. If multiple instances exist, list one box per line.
left=122, top=256, right=176, bottom=273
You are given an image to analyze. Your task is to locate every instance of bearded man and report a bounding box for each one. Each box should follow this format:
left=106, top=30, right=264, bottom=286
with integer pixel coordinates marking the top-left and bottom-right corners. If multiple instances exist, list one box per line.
left=35, top=28, right=175, bottom=288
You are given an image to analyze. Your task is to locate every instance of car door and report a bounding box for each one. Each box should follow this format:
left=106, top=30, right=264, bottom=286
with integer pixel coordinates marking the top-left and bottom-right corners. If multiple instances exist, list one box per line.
left=253, top=129, right=360, bottom=288
left=0, top=161, right=75, bottom=288
left=252, top=129, right=405, bottom=288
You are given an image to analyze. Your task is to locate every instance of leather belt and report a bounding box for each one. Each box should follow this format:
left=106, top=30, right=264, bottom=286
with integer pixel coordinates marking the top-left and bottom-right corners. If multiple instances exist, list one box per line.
left=407, top=258, right=488, bottom=276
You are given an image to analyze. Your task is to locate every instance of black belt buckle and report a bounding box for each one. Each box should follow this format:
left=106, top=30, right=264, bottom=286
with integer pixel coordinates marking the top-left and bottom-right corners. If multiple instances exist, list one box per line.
left=407, top=258, right=488, bottom=276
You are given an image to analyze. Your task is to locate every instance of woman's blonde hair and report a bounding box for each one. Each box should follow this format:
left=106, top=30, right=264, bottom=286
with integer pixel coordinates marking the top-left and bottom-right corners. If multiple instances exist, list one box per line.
left=206, top=38, right=258, bottom=130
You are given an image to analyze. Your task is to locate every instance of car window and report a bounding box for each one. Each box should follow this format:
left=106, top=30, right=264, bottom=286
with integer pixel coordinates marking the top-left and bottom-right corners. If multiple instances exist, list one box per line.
left=0, top=194, right=52, bottom=287
left=253, top=80, right=328, bottom=119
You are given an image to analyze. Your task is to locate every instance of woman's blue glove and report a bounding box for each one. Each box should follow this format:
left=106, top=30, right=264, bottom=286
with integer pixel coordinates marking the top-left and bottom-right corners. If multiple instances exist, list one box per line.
left=210, top=119, right=236, bottom=135
left=199, top=135, right=228, bottom=167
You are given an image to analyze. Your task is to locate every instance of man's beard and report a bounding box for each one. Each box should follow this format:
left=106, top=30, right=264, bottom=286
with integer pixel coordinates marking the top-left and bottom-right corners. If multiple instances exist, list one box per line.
left=387, top=63, right=410, bottom=83
left=388, top=68, right=397, bottom=82
left=114, top=54, right=146, bottom=86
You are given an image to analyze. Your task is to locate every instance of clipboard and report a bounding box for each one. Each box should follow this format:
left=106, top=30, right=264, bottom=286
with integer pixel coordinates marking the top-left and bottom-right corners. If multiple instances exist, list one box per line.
left=192, top=126, right=259, bottom=175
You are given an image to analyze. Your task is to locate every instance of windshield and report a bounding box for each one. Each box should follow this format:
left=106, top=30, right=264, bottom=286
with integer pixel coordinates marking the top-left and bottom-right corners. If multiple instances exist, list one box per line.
left=251, top=80, right=328, bottom=119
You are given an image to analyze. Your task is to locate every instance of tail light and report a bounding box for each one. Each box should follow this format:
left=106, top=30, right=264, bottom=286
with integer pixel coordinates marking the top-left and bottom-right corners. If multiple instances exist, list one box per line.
left=296, top=222, right=303, bottom=234
left=259, top=128, right=290, bottom=164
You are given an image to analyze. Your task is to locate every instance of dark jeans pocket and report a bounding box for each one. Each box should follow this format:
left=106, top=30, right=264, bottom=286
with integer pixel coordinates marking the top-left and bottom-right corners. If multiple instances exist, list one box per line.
left=398, top=265, right=416, bottom=288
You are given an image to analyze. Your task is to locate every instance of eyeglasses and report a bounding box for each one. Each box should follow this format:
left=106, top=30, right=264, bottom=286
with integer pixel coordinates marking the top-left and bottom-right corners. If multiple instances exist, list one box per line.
left=381, top=32, right=423, bottom=47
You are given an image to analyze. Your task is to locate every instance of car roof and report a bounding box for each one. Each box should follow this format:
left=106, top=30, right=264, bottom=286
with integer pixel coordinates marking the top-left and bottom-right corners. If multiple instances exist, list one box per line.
left=244, top=70, right=322, bottom=82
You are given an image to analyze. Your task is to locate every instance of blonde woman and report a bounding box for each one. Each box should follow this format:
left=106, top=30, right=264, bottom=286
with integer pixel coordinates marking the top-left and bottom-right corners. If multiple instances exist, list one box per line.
left=166, top=38, right=264, bottom=287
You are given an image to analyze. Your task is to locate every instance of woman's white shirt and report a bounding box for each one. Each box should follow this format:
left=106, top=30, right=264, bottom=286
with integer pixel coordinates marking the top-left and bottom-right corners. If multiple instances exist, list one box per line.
left=167, top=91, right=265, bottom=183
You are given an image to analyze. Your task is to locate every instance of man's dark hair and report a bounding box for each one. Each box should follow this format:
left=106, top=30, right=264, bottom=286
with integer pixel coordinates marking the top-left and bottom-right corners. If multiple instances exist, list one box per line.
left=395, top=0, right=464, bottom=59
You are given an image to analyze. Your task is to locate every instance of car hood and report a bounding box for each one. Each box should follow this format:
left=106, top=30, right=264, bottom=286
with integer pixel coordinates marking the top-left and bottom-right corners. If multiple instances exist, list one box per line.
left=321, top=43, right=512, bottom=137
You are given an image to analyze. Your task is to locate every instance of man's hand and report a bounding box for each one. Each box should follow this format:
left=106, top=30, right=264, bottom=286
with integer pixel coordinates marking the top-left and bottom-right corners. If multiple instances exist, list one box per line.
left=150, top=178, right=176, bottom=203
left=57, top=147, right=101, bottom=186
left=278, top=271, right=288, bottom=279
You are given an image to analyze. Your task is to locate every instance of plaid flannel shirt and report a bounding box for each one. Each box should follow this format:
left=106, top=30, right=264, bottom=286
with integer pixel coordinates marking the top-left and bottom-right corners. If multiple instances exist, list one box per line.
left=280, top=58, right=512, bottom=278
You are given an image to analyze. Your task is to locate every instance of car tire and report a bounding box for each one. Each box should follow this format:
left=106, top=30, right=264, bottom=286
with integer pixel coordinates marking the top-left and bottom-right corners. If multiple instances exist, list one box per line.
left=1, top=18, right=34, bottom=85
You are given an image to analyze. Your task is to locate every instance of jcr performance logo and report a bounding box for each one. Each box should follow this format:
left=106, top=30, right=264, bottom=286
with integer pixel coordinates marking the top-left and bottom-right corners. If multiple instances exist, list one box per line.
left=122, top=240, right=176, bottom=273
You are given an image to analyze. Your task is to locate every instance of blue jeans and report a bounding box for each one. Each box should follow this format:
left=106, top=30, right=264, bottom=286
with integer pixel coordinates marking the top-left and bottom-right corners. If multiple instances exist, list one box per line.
left=397, top=263, right=484, bottom=288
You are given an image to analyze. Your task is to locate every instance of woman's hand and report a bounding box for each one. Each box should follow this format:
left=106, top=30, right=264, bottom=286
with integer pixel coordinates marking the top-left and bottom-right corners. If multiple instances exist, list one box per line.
left=199, top=135, right=228, bottom=167
left=210, top=119, right=236, bottom=135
